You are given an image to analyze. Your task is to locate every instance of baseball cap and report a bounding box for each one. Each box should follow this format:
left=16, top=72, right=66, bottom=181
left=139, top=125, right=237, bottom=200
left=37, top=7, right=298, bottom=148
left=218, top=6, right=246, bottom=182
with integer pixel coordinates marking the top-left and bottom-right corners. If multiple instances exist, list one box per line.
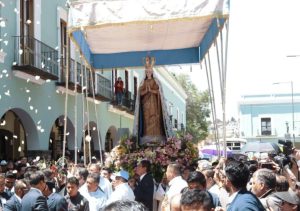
left=0, top=160, right=7, bottom=165
left=274, top=190, right=300, bottom=205
left=115, top=170, right=129, bottom=180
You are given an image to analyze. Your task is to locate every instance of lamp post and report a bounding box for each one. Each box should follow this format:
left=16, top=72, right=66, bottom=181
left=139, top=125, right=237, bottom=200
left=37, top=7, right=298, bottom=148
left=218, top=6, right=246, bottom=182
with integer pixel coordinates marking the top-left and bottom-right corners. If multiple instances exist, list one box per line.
left=273, top=81, right=295, bottom=146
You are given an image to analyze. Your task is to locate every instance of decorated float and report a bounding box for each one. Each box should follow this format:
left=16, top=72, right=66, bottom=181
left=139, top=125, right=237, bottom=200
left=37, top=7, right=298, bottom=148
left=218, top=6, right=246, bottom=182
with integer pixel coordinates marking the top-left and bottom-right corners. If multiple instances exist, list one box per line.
left=63, top=0, right=230, bottom=179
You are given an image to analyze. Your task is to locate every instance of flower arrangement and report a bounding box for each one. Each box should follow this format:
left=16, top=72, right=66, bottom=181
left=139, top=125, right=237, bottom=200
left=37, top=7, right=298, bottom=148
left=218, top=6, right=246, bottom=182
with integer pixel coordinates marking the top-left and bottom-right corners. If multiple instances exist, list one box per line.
left=105, top=134, right=198, bottom=182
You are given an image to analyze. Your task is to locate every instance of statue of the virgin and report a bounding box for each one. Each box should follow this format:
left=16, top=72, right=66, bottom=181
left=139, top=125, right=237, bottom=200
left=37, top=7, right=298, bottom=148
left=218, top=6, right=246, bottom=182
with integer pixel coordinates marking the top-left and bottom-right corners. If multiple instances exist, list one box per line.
left=132, top=55, right=173, bottom=145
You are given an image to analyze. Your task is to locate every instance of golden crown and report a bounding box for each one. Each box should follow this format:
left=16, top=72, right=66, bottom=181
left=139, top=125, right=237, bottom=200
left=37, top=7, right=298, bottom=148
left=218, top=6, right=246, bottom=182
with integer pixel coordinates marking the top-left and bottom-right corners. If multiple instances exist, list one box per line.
left=142, top=55, right=156, bottom=70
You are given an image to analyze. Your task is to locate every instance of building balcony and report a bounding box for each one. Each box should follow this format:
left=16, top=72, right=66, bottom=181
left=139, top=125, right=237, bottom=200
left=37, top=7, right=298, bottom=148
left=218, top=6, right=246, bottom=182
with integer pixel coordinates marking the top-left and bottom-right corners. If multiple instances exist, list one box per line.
left=12, top=36, right=59, bottom=82
left=89, top=74, right=113, bottom=102
left=55, top=58, right=90, bottom=94
left=111, top=88, right=136, bottom=115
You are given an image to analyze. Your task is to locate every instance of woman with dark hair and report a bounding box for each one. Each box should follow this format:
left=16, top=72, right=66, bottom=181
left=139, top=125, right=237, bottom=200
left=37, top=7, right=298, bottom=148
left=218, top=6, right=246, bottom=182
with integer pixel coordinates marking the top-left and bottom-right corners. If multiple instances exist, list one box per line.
left=114, top=77, right=124, bottom=105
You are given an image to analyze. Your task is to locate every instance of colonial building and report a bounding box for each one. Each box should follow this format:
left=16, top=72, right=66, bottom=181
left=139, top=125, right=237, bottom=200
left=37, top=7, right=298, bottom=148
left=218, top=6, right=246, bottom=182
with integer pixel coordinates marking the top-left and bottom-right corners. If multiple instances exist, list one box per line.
left=0, top=0, right=187, bottom=160
left=238, top=93, right=300, bottom=147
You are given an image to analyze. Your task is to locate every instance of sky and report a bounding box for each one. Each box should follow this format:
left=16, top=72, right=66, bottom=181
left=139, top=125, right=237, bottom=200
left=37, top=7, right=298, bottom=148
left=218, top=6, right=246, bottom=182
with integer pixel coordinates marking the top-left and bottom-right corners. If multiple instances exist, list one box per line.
left=169, top=0, right=300, bottom=121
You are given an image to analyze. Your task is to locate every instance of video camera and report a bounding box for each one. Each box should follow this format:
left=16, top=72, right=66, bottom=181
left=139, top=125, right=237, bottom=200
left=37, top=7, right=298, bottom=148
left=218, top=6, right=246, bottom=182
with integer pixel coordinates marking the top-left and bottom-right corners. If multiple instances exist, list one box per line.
left=273, top=138, right=294, bottom=169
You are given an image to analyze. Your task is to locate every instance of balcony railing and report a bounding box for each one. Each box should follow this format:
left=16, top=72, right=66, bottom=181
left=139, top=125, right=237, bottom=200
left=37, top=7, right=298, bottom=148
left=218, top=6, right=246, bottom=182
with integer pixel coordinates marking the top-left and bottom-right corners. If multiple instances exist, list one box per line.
left=113, top=88, right=136, bottom=112
left=95, top=74, right=113, bottom=100
left=12, top=35, right=59, bottom=79
left=123, top=88, right=136, bottom=112
left=60, top=58, right=90, bottom=91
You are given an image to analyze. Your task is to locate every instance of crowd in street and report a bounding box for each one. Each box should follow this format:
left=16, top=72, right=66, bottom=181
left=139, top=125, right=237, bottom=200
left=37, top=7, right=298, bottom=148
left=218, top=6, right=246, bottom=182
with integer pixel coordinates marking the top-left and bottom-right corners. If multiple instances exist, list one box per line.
left=1, top=149, right=300, bottom=211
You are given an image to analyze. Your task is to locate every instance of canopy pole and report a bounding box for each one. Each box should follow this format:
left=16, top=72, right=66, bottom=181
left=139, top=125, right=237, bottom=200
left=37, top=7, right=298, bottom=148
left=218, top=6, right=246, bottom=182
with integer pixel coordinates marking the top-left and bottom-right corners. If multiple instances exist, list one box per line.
left=215, top=37, right=223, bottom=158
left=62, top=2, right=70, bottom=167
left=215, top=39, right=223, bottom=98
left=84, top=65, right=91, bottom=164
left=207, top=52, right=221, bottom=158
left=222, top=19, right=230, bottom=158
left=74, top=48, right=78, bottom=165
left=89, top=66, right=104, bottom=163
left=204, top=57, right=219, bottom=159
left=80, top=59, right=86, bottom=166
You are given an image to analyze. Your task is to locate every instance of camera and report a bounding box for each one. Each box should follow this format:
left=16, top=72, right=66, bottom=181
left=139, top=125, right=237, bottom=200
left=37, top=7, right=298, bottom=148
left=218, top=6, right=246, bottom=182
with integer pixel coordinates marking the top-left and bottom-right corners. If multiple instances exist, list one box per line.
left=273, top=139, right=293, bottom=169
left=278, top=138, right=293, bottom=156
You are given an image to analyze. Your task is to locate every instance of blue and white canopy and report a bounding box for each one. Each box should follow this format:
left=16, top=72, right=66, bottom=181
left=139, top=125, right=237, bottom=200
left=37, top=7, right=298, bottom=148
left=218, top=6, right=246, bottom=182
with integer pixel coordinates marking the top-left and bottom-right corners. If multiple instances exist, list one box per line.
left=68, top=0, right=230, bottom=70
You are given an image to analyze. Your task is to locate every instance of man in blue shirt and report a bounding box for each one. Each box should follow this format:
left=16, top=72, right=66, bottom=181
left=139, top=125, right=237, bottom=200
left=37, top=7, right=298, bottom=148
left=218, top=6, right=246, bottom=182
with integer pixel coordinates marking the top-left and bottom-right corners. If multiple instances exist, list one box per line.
left=42, top=177, right=68, bottom=211
left=80, top=173, right=106, bottom=211
left=216, top=161, right=265, bottom=211
left=21, top=171, right=49, bottom=211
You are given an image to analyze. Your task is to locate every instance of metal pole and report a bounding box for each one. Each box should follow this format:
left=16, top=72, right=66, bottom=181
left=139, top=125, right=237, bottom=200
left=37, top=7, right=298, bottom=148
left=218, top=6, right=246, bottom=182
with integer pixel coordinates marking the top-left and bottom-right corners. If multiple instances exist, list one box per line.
left=204, top=57, right=220, bottom=159
left=215, top=39, right=223, bottom=98
left=89, top=65, right=104, bottom=163
left=292, top=81, right=295, bottom=147
left=62, top=3, right=70, bottom=166
left=84, top=65, right=91, bottom=164
left=74, top=48, right=78, bottom=164
left=80, top=59, right=86, bottom=166
left=207, top=52, right=221, bottom=158
left=222, top=19, right=230, bottom=158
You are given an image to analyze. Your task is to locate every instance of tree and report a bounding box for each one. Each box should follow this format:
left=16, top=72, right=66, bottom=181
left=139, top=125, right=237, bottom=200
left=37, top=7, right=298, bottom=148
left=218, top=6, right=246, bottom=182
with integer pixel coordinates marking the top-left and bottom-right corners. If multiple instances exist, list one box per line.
left=231, top=117, right=236, bottom=122
left=172, top=72, right=210, bottom=143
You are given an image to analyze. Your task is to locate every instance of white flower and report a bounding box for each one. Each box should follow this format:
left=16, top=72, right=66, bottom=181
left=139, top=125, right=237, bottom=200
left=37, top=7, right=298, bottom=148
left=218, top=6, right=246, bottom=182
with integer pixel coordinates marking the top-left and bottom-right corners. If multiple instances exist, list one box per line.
left=0, top=21, right=5, bottom=27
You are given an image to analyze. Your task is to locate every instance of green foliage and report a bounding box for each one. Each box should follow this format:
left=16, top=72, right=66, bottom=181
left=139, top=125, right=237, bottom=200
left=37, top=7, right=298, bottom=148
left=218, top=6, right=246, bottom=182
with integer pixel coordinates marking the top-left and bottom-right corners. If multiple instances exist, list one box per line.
left=172, top=73, right=210, bottom=143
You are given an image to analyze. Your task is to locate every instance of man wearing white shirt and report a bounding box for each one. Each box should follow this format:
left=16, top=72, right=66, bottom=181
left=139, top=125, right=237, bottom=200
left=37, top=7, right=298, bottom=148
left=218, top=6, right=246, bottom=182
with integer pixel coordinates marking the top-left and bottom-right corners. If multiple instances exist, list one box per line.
left=154, top=177, right=169, bottom=211
left=88, top=164, right=112, bottom=200
left=80, top=173, right=106, bottom=211
left=166, top=162, right=187, bottom=203
left=106, top=170, right=134, bottom=205
left=4, top=179, right=30, bottom=211
left=202, top=168, right=220, bottom=196
left=67, top=161, right=75, bottom=178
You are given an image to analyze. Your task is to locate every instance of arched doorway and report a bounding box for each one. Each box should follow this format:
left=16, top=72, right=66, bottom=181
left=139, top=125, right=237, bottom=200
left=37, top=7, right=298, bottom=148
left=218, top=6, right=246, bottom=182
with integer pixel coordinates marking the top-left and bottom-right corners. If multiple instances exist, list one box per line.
left=49, top=116, right=75, bottom=161
left=0, top=110, right=27, bottom=160
left=105, top=126, right=118, bottom=152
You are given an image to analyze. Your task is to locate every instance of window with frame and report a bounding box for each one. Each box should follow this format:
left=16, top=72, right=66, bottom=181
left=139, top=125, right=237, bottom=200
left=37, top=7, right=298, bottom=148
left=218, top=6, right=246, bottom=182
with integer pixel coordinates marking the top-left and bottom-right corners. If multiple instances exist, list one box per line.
left=125, top=70, right=129, bottom=90
left=177, top=109, right=179, bottom=129
left=114, top=69, right=118, bottom=82
left=60, top=20, right=67, bottom=67
left=134, top=76, right=137, bottom=97
left=20, top=0, right=34, bottom=64
left=20, top=0, right=34, bottom=38
left=169, top=103, right=173, bottom=123
left=261, top=118, right=271, bottom=135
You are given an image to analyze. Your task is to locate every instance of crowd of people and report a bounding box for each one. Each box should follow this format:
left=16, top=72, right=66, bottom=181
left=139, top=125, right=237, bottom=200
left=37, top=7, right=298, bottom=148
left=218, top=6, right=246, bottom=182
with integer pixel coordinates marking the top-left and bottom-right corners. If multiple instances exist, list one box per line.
left=0, top=149, right=300, bottom=211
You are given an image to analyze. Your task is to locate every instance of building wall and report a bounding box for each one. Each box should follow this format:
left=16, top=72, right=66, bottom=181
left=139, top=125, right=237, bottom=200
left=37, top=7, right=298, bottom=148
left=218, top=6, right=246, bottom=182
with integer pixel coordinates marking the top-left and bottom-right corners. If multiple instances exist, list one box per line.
left=0, top=0, right=187, bottom=159
left=239, top=94, right=300, bottom=144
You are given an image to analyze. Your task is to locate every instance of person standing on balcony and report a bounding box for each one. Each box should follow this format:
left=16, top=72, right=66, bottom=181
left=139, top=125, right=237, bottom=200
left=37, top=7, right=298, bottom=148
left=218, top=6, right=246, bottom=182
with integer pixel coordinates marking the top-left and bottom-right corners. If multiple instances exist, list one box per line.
left=114, top=77, right=123, bottom=105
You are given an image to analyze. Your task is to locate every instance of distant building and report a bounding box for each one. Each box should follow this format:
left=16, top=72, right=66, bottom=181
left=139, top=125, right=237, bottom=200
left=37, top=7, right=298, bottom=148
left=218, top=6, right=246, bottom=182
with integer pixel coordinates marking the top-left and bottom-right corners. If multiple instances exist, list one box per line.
left=209, top=121, right=239, bottom=138
left=238, top=93, right=300, bottom=146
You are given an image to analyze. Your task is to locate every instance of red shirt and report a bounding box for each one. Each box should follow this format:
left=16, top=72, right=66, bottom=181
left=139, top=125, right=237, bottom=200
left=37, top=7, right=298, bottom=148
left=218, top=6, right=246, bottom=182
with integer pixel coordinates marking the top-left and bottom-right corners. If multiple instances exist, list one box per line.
left=114, top=81, right=123, bottom=93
